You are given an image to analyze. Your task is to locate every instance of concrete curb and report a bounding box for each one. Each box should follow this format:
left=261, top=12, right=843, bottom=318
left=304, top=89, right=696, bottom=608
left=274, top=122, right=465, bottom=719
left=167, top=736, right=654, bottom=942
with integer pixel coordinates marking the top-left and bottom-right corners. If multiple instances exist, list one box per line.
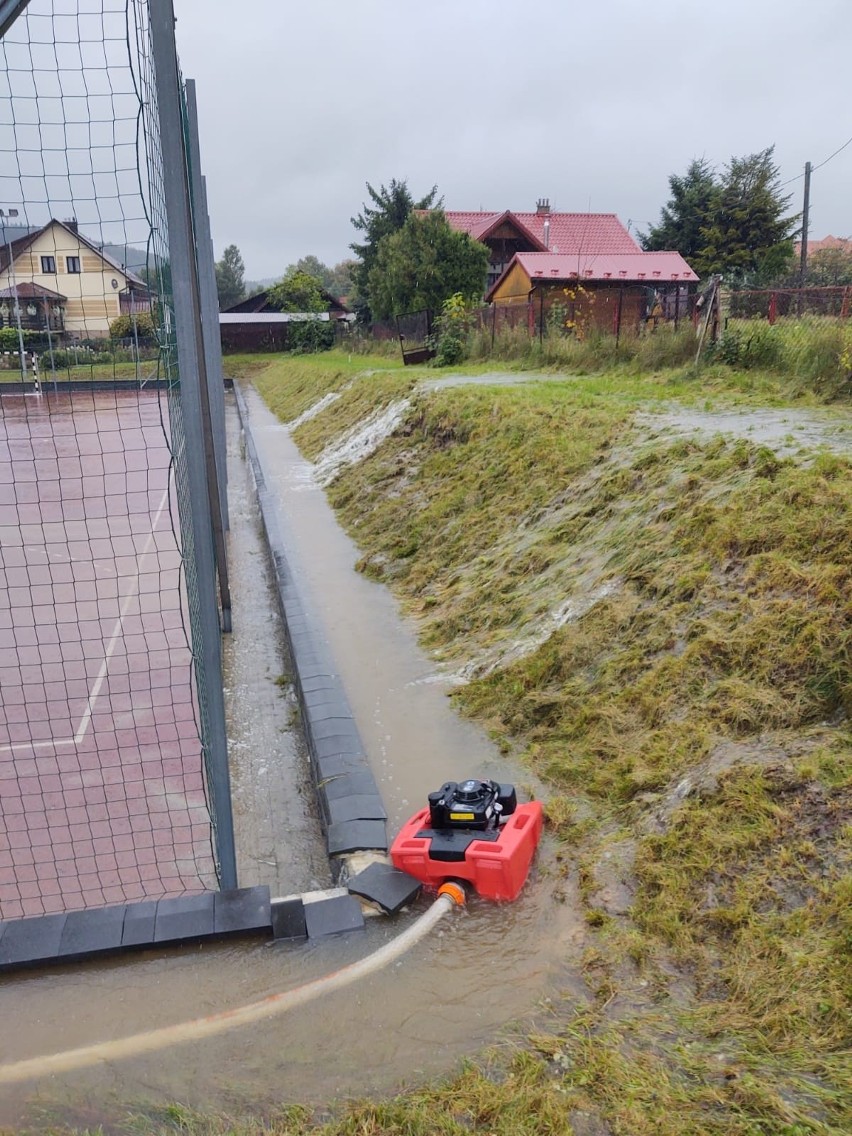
left=0, top=885, right=372, bottom=975
left=232, top=383, right=388, bottom=874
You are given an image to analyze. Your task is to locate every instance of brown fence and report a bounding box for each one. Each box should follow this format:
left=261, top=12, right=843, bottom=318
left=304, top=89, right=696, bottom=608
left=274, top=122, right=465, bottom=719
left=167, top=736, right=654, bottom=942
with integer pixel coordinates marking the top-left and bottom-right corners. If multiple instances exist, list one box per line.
left=726, top=285, right=851, bottom=322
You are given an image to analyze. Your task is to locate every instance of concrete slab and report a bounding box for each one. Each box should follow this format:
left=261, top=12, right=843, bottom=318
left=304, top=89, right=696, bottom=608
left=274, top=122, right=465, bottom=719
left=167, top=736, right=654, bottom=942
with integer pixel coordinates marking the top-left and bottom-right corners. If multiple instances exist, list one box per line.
left=327, top=819, right=388, bottom=856
left=326, top=794, right=388, bottom=824
left=270, top=896, right=307, bottom=940
left=303, top=893, right=364, bottom=938
left=214, top=886, right=272, bottom=935
left=0, top=913, right=67, bottom=968
left=121, top=899, right=159, bottom=947
left=347, top=862, right=422, bottom=915
left=154, top=891, right=216, bottom=943
left=59, top=904, right=126, bottom=959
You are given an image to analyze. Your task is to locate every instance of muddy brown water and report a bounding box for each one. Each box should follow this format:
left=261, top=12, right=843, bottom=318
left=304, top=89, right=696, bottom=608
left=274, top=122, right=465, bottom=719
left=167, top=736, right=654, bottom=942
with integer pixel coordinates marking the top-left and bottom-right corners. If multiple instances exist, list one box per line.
left=0, top=388, right=585, bottom=1127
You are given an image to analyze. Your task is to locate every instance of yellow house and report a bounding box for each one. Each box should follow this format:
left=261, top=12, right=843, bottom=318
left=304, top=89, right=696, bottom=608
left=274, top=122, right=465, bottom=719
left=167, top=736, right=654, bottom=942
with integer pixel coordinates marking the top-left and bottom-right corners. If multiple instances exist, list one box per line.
left=0, top=218, right=147, bottom=338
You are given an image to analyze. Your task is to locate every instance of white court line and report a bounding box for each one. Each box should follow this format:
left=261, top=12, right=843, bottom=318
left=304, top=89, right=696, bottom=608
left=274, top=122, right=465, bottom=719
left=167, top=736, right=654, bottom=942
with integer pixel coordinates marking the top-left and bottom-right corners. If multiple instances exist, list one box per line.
left=0, top=486, right=172, bottom=757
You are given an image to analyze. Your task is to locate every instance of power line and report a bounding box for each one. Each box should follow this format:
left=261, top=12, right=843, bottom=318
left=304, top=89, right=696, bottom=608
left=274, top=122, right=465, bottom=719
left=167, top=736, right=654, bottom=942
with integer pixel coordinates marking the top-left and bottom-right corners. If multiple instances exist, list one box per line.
left=780, top=132, right=852, bottom=187
left=812, top=133, right=852, bottom=172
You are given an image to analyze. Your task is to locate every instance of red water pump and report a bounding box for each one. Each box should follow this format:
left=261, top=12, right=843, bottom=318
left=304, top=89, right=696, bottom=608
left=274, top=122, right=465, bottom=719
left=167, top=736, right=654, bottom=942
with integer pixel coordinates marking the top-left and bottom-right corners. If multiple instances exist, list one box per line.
left=390, top=779, right=543, bottom=901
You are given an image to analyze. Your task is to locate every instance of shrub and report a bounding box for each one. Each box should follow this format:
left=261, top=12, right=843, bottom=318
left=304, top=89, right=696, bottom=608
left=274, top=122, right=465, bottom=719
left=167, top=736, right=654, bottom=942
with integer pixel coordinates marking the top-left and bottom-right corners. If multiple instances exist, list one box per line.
left=287, top=319, right=335, bottom=354
left=109, top=312, right=156, bottom=339
left=430, top=292, right=476, bottom=367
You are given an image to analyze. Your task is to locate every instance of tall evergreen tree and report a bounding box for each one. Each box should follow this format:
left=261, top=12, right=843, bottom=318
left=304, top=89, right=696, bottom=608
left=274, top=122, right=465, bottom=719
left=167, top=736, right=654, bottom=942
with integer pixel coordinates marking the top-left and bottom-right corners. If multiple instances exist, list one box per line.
left=214, top=244, right=245, bottom=309
left=640, top=158, right=717, bottom=262
left=698, top=147, right=798, bottom=282
left=350, top=179, right=441, bottom=320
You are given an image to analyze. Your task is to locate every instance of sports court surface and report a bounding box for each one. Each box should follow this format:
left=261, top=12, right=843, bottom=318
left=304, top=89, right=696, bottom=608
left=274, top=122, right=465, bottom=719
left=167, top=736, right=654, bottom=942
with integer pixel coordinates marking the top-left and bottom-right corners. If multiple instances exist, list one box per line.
left=0, top=389, right=216, bottom=920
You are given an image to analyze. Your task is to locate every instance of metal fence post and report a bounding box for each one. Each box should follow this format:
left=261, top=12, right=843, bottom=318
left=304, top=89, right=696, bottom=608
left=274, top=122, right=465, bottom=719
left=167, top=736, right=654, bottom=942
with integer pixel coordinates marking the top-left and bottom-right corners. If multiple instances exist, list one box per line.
left=184, top=78, right=229, bottom=532
left=149, top=0, right=237, bottom=889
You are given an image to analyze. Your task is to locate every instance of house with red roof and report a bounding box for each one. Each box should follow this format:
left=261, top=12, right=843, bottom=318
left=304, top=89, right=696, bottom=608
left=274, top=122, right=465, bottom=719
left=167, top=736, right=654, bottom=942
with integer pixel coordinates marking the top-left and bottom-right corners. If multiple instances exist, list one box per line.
left=486, top=249, right=698, bottom=335
left=441, top=199, right=641, bottom=292
left=439, top=200, right=698, bottom=331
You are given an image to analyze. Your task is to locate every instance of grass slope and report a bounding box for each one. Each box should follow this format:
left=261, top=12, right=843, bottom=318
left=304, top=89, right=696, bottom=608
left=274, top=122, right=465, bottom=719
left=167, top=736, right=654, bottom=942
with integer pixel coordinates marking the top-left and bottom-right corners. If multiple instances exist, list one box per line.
left=247, top=353, right=850, bottom=1134
left=28, top=353, right=848, bottom=1135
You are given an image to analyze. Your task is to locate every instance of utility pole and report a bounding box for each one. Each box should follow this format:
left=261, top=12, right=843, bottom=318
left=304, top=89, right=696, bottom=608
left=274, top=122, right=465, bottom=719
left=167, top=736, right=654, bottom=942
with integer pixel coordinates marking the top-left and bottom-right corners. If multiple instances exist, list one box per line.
left=799, top=161, right=812, bottom=284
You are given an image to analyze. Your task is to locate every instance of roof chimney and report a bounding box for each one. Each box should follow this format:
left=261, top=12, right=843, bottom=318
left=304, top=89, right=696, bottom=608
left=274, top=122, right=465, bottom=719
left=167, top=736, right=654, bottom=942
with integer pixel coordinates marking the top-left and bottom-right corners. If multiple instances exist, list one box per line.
left=65, top=217, right=78, bottom=234
left=542, top=218, right=550, bottom=248
left=536, top=198, right=551, bottom=215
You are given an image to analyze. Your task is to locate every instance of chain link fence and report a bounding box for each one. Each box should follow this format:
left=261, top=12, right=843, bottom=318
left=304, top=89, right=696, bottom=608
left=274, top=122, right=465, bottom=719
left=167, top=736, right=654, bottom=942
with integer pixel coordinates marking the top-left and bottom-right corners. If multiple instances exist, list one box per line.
left=0, top=0, right=234, bottom=919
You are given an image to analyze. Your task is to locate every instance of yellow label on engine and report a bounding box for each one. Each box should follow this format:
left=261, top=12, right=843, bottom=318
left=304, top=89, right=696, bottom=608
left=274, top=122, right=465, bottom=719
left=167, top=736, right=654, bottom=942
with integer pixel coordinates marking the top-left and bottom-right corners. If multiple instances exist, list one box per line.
left=449, top=811, right=476, bottom=821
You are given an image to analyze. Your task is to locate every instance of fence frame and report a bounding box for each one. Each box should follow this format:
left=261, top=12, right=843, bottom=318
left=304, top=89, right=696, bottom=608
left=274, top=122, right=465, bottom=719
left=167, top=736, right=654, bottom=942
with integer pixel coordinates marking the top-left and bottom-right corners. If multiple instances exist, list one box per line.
left=150, top=0, right=237, bottom=889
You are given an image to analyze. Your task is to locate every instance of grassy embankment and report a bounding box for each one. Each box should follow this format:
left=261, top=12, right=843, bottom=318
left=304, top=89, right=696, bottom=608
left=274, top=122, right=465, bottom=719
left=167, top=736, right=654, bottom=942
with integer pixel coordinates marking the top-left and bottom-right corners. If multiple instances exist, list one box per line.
left=224, top=352, right=852, bottom=1134
left=49, top=351, right=848, bottom=1135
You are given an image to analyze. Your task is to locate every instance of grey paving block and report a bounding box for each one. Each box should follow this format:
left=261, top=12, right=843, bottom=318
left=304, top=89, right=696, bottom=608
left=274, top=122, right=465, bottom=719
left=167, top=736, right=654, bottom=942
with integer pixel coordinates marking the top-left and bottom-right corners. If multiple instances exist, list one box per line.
left=320, top=770, right=382, bottom=801
left=0, top=913, right=67, bottom=967
left=59, top=904, right=126, bottom=958
left=301, top=675, right=338, bottom=694
left=271, top=897, right=307, bottom=940
left=302, top=686, right=347, bottom=710
left=303, top=893, right=364, bottom=939
left=154, top=891, right=216, bottom=944
left=313, top=733, right=367, bottom=760
left=327, top=818, right=388, bottom=856
left=296, top=662, right=335, bottom=682
left=214, top=886, right=272, bottom=935
left=309, top=718, right=361, bottom=743
left=314, top=751, right=371, bottom=782
left=121, top=899, right=159, bottom=947
left=347, top=862, right=422, bottom=915
left=307, top=702, right=358, bottom=725
left=326, top=794, right=388, bottom=824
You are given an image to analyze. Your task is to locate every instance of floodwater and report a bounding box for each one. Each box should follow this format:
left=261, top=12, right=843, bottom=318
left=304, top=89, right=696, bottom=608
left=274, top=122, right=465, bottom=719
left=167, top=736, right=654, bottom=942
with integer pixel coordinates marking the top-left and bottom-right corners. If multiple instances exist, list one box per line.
left=636, top=405, right=852, bottom=458
left=0, top=388, right=586, bottom=1127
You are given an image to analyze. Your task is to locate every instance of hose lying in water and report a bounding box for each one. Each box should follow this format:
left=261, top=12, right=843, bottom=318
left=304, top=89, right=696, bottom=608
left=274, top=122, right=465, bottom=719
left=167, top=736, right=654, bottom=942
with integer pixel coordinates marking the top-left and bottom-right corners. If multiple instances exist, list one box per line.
left=0, top=886, right=465, bottom=1086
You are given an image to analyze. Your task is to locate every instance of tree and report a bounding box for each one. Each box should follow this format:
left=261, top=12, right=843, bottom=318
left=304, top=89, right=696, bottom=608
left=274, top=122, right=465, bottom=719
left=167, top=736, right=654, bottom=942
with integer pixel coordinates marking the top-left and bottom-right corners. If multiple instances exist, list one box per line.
left=640, top=157, right=717, bottom=262
left=266, top=267, right=327, bottom=312
left=215, top=244, right=246, bottom=309
left=805, top=247, right=852, bottom=287
left=328, top=259, right=356, bottom=303
left=366, top=210, right=489, bottom=319
left=294, top=255, right=334, bottom=292
left=350, top=178, right=441, bottom=320
left=698, top=147, right=798, bottom=282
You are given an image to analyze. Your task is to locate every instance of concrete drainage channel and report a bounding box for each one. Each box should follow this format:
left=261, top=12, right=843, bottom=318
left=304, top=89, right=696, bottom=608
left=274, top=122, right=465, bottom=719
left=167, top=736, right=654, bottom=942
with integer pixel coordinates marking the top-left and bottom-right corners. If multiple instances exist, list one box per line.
left=0, top=383, right=423, bottom=981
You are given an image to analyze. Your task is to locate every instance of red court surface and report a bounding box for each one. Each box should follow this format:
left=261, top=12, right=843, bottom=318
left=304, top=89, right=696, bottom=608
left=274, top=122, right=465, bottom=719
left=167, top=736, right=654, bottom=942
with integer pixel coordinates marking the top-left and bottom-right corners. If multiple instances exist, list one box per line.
left=0, top=390, right=216, bottom=920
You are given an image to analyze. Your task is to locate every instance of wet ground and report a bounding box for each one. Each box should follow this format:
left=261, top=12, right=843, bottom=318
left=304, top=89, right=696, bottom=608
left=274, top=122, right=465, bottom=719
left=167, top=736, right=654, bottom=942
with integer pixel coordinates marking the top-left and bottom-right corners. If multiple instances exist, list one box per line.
left=221, top=391, right=331, bottom=897
left=635, top=405, right=852, bottom=458
left=0, top=388, right=586, bottom=1128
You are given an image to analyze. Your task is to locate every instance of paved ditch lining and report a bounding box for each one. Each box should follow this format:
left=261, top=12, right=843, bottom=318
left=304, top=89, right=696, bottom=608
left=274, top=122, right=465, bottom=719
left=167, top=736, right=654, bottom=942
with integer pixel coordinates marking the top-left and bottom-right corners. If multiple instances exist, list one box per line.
left=232, top=382, right=388, bottom=868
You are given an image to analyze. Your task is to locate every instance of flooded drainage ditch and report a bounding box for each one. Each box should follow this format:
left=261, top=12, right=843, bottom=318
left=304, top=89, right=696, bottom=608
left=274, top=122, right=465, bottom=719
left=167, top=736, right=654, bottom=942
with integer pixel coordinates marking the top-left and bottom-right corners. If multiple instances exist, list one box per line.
left=0, top=385, right=586, bottom=1128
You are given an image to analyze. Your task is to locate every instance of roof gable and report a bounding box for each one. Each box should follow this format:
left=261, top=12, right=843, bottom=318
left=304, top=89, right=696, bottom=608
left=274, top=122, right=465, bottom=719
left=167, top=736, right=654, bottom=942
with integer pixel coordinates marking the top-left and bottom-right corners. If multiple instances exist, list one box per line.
left=445, top=210, right=641, bottom=255
left=0, top=218, right=146, bottom=286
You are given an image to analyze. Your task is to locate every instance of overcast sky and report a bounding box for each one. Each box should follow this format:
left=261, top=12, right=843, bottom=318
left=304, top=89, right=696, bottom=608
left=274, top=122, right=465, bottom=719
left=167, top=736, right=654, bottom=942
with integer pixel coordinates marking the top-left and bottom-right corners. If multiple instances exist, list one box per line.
left=175, top=0, right=851, bottom=281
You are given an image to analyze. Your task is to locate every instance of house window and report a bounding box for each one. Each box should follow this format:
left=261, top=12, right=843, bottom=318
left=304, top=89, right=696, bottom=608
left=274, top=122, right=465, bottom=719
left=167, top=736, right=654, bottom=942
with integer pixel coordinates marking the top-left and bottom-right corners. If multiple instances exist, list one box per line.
left=41, top=255, right=56, bottom=273
left=66, top=256, right=81, bottom=274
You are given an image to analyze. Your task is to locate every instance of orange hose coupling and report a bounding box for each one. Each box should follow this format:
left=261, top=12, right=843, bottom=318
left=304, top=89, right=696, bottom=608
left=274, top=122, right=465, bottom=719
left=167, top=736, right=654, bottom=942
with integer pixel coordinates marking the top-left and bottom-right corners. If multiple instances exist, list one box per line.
left=437, top=881, right=467, bottom=907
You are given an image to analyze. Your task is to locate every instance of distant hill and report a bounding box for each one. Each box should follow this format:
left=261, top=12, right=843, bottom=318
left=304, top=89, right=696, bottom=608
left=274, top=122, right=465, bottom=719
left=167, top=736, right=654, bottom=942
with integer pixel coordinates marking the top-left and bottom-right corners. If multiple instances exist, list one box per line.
left=99, top=243, right=148, bottom=276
